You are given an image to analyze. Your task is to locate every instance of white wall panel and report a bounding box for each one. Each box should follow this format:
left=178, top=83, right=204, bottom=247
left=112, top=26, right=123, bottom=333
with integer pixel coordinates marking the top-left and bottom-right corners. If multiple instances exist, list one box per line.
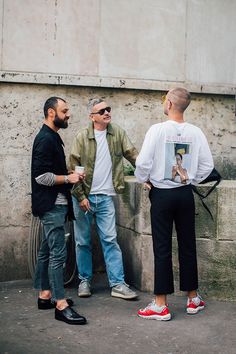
left=2, top=0, right=100, bottom=75
left=99, top=0, right=186, bottom=81
left=186, top=0, right=236, bottom=85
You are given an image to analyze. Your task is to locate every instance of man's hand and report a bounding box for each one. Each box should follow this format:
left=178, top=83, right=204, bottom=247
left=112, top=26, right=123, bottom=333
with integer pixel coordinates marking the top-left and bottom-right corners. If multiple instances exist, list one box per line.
left=67, top=172, right=81, bottom=184
left=144, top=181, right=153, bottom=191
left=79, top=198, right=90, bottom=212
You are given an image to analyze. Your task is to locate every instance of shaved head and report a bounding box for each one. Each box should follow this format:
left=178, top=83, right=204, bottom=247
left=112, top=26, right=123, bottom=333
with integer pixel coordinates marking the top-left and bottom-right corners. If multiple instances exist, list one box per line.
left=167, top=88, right=191, bottom=113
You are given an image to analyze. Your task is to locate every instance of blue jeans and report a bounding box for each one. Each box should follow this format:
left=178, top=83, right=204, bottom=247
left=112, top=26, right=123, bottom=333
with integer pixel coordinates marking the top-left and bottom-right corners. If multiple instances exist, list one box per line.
left=73, top=195, right=125, bottom=287
left=34, top=205, right=68, bottom=300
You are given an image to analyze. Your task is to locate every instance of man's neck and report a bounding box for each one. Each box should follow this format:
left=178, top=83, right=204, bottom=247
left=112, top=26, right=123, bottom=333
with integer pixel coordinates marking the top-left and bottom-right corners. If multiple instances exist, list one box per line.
left=93, top=122, right=108, bottom=131
left=44, top=119, right=59, bottom=132
left=168, top=112, right=185, bottom=123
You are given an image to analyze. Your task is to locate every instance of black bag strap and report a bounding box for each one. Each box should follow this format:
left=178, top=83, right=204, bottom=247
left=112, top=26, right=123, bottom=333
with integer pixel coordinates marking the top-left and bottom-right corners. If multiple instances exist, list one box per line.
left=191, top=170, right=222, bottom=220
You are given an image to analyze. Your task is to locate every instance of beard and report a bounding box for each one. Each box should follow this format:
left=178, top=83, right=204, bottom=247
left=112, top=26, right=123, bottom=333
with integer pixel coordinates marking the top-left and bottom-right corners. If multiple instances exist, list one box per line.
left=53, top=115, right=68, bottom=129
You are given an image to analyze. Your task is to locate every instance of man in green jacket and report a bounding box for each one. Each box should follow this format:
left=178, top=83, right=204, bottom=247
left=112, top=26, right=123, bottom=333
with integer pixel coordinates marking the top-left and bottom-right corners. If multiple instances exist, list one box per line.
left=69, top=98, right=138, bottom=299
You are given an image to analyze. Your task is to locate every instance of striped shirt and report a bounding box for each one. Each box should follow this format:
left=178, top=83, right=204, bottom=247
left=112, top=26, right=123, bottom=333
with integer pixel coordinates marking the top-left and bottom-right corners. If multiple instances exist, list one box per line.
left=35, top=173, right=68, bottom=205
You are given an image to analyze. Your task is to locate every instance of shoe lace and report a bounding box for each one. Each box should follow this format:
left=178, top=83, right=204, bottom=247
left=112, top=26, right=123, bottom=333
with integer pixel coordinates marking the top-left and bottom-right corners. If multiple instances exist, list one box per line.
left=188, top=293, right=202, bottom=305
left=123, top=282, right=130, bottom=288
left=142, top=300, right=156, bottom=311
left=80, top=280, right=90, bottom=287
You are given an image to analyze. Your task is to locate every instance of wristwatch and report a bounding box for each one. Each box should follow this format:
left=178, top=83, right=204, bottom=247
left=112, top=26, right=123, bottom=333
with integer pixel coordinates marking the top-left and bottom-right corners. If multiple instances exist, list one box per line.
left=64, top=175, right=69, bottom=184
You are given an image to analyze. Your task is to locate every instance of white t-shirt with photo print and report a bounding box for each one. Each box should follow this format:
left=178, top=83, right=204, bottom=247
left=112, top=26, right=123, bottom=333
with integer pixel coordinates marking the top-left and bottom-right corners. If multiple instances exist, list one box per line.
left=135, top=120, right=214, bottom=189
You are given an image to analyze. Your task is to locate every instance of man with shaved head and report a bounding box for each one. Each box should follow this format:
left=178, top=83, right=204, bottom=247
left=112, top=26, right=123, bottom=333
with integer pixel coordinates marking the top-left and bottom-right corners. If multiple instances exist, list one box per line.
left=135, top=87, right=214, bottom=321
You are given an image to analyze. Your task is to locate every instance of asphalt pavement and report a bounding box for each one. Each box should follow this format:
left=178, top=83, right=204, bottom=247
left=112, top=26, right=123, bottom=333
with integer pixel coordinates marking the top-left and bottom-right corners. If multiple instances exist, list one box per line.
left=0, top=273, right=236, bottom=354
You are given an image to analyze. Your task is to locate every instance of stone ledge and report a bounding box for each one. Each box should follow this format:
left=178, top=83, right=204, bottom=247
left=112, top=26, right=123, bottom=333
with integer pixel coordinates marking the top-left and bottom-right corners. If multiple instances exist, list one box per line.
left=1, top=71, right=235, bottom=95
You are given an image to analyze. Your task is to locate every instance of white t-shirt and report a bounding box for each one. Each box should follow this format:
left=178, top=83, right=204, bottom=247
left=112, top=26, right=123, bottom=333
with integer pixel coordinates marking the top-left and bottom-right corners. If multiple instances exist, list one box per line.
left=135, top=120, right=214, bottom=189
left=90, top=129, right=116, bottom=195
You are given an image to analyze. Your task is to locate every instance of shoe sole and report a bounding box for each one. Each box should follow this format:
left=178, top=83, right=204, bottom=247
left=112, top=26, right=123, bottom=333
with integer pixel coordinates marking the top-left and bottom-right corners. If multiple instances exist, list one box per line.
left=187, top=305, right=205, bottom=315
left=55, top=316, right=87, bottom=325
left=78, top=292, right=91, bottom=298
left=111, top=292, right=138, bottom=300
left=138, top=313, right=171, bottom=321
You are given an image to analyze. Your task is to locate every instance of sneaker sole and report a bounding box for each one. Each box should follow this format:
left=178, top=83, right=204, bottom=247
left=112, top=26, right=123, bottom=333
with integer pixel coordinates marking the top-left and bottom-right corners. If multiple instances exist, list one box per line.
left=187, top=305, right=205, bottom=314
left=111, top=292, right=138, bottom=300
left=78, top=293, right=91, bottom=298
left=138, top=313, right=171, bottom=321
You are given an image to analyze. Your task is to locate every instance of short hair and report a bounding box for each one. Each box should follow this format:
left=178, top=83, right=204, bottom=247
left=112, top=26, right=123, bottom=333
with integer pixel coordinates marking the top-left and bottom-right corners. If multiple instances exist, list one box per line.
left=87, top=98, right=105, bottom=113
left=176, top=153, right=183, bottom=160
left=43, top=97, right=66, bottom=118
left=168, top=88, right=191, bottom=113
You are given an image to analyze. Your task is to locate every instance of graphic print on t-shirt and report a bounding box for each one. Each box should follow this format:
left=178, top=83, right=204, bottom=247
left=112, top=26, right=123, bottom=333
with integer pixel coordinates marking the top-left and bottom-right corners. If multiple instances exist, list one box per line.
left=164, top=141, right=192, bottom=184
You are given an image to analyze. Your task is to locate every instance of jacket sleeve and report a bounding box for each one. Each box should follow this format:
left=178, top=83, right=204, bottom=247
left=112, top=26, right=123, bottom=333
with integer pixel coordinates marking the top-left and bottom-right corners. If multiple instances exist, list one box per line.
left=68, top=135, right=87, bottom=201
left=121, top=131, right=138, bottom=167
left=32, top=135, right=55, bottom=179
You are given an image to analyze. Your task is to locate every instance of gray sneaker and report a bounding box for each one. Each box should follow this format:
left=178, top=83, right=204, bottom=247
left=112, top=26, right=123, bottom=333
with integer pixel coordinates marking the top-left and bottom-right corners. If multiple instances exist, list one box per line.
left=78, top=280, right=91, bottom=297
left=111, top=283, right=138, bottom=300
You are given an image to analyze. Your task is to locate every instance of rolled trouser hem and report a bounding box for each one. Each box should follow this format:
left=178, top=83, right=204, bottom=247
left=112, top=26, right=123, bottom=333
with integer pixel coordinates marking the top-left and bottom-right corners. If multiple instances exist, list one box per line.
left=52, top=290, right=65, bottom=300
left=154, top=291, right=174, bottom=295
left=109, top=280, right=125, bottom=288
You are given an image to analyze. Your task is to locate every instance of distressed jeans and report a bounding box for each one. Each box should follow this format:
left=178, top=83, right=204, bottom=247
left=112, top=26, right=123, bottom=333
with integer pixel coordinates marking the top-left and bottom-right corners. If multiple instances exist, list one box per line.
left=34, top=205, right=68, bottom=300
left=72, top=195, right=125, bottom=287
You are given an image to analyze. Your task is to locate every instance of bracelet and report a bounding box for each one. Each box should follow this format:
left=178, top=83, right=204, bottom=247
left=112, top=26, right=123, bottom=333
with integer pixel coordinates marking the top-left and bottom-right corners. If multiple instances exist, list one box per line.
left=64, top=175, right=69, bottom=184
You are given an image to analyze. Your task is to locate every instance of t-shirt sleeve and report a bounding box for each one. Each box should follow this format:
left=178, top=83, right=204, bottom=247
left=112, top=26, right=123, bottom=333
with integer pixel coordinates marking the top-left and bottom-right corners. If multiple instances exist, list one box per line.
left=135, top=126, right=157, bottom=183
left=192, top=130, right=214, bottom=184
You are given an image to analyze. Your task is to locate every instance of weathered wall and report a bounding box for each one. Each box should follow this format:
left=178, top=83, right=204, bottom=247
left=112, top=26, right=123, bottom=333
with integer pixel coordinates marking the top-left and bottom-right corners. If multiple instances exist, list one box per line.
left=0, top=0, right=235, bottom=94
left=115, top=179, right=236, bottom=301
left=0, top=82, right=235, bottom=282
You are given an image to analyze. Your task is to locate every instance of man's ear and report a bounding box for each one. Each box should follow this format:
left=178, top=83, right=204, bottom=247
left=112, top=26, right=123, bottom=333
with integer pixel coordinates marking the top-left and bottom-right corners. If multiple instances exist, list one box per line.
left=167, top=99, right=172, bottom=110
left=48, top=108, right=55, bottom=117
left=89, top=114, right=95, bottom=122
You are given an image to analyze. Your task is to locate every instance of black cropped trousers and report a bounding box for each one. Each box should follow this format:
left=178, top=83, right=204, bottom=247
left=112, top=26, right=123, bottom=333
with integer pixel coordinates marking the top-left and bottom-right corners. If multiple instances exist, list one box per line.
left=149, top=185, right=198, bottom=295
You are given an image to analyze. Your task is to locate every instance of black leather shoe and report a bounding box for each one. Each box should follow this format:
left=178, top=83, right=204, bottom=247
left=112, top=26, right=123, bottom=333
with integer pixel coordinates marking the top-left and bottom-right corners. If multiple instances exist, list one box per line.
left=38, top=298, right=74, bottom=310
left=55, top=307, right=87, bottom=325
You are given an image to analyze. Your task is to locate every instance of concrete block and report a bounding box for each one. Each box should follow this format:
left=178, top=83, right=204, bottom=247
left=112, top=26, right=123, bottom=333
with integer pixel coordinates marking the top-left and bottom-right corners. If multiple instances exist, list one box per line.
left=194, top=185, right=217, bottom=239
left=134, top=182, right=152, bottom=235
left=196, top=239, right=236, bottom=301
left=0, top=226, right=30, bottom=281
left=217, top=181, right=236, bottom=241
left=117, top=226, right=153, bottom=291
left=114, top=180, right=136, bottom=231
left=0, top=155, right=31, bottom=227
left=117, top=226, right=142, bottom=289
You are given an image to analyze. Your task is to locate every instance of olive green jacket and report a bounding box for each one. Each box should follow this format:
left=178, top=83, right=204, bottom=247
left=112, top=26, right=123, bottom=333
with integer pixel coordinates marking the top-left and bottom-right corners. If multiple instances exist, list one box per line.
left=69, top=122, right=138, bottom=202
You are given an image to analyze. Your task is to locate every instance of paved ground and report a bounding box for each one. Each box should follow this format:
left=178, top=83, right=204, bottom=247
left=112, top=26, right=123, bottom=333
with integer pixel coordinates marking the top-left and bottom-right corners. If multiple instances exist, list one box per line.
left=0, top=274, right=236, bottom=354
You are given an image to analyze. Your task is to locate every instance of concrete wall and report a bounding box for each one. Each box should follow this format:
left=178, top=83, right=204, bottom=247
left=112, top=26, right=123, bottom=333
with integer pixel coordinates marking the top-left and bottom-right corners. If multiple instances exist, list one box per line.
left=115, top=178, right=236, bottom=301
left=0, top=0, right=235, bottom=296
left=0, top=0, right=235, bottom=94
left=0, top=82, right=235, bottom=284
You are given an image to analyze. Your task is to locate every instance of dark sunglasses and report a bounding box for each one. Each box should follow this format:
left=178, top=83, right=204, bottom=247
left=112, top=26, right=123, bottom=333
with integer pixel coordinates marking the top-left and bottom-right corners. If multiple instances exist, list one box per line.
left=91, top=106, right=111, bottom=115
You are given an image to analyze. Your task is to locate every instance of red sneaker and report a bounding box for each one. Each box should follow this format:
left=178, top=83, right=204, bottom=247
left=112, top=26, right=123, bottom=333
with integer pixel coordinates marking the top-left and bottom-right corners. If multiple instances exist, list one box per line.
left=187, top=295, right=205, bottom=314
left=138, top=300, right=171, bottom=321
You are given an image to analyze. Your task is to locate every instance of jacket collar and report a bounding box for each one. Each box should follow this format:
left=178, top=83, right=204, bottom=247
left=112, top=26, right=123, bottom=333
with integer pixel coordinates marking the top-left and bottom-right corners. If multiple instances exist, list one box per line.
left=42, top=124, right=64, bottom=146
left=88, top=122, right=114, bottom=139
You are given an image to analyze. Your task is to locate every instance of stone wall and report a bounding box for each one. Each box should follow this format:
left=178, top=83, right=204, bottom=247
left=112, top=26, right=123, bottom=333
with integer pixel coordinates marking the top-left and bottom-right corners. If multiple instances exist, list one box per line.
left=0, top=82, right=235, bottom=287
left=115, top=178, right=236, bottom=301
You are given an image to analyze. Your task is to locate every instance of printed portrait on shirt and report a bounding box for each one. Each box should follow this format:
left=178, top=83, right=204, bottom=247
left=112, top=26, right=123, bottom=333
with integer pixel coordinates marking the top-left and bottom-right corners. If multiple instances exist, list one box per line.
left=164, top=143, right=191, bottom=184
